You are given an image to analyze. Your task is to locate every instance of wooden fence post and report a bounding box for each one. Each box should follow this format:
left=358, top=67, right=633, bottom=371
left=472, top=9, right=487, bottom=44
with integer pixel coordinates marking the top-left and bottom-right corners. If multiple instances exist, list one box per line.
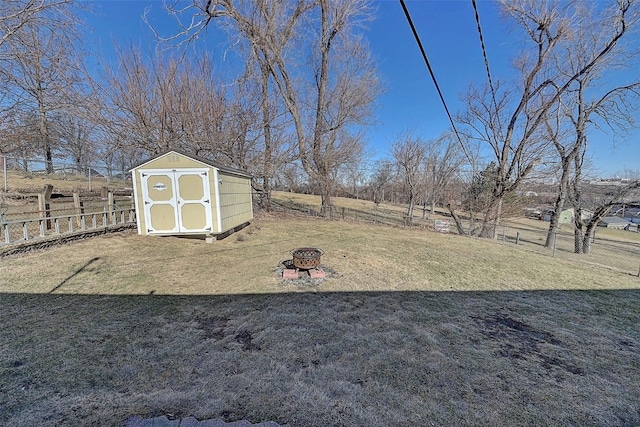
left=107, top=191, right=114, bottom=223
left=73, top=192, right=84, bottom=227
left=38, top=194, right=51, bottom=231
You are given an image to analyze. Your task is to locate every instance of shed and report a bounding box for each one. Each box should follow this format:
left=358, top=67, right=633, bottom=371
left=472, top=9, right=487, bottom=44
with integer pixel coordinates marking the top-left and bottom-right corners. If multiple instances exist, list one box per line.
left=131, top=150, right=253, bottom=237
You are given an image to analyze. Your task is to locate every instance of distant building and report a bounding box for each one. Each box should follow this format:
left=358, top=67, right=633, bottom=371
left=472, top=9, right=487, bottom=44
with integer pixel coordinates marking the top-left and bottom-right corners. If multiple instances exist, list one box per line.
left=598, top=217, right=638, bottom=231
left=542, top=208, right=592, bottom=224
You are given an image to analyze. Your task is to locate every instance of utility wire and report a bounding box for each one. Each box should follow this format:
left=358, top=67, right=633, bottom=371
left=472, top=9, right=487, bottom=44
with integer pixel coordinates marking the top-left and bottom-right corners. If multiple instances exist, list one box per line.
left=471, top=0, right=501, bottom=134
left=398, top=0, right=473, bottom=164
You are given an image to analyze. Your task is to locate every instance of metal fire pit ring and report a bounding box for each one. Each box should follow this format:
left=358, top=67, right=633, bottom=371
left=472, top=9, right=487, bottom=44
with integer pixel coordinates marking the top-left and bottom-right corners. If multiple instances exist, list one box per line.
left=291, top=247, right=324, bottom=270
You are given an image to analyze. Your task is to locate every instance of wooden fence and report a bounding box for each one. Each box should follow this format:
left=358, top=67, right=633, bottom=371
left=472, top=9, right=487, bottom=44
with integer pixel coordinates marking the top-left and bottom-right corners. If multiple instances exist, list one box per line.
left=2, top=208, right=136, bottom=245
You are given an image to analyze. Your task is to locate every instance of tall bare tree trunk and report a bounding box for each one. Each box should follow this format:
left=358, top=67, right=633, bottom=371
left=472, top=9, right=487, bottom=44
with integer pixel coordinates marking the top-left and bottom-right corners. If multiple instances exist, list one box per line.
left=37, top=88, right=53, bottom=174
left=574, top=226, right=584, bottom=254
left=319, top=178, right=332, bottom=217
left=260, top=63, right=272, bottom=211
left=546, top=160, right=571, bottom=247
left=582, top=224, right=596, bottom=255
left=479, top=194, right=502, bottom=238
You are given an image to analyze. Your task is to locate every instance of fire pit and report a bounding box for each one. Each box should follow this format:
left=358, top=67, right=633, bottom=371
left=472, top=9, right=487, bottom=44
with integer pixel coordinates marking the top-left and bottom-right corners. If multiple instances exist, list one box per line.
left=291, top=247, right=323, bottom=270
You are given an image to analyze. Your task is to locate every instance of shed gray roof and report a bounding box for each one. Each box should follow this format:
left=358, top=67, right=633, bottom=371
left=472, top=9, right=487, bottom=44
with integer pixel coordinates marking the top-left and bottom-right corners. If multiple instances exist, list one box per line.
left=130, top=150, right=252, bottom=179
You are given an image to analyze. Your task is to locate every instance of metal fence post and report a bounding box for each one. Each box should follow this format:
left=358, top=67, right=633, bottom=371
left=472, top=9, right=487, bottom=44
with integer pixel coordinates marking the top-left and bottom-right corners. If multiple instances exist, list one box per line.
left=2, top=154, right=6, bottom=192
left=552, top=232, right=557, bottom=258
left=515, top=231, right=520, bottom=245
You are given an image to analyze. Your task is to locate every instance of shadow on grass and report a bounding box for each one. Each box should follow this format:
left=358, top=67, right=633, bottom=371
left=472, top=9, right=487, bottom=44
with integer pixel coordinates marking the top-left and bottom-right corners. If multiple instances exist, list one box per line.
left=1, top=289, right=639, bottom=427
left=48, top=257, right=101, bottom=294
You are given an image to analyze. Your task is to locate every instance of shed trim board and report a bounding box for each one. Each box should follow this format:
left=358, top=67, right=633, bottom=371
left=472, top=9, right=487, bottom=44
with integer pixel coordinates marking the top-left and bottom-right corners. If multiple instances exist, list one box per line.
left=131, top=170, right=142, bottom=235
left=213, top=167, right=223, bottom=233
left=131, top=150, right=252, bottom=179
left=139, top=168, right=213, bottom=235
left=250, top=180, right=254, bottom=220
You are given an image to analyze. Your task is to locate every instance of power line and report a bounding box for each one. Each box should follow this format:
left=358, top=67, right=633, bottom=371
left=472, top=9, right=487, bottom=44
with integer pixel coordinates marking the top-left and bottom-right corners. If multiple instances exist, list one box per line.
left=398, top=0, right=473, bottom=164
left=471, top=0, right=501, bottom=133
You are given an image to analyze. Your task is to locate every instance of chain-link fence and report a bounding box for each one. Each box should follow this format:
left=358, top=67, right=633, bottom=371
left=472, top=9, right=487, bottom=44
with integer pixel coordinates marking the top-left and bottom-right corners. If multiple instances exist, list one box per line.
left=267, top=199, right=640, bottom=277
left=0, top=155, right=131, bottom=193
left=495, top=222, right=640, bottom=274
left=0, top=155, right=136, bottom=248
left=269, top=199, right=444, bottom=228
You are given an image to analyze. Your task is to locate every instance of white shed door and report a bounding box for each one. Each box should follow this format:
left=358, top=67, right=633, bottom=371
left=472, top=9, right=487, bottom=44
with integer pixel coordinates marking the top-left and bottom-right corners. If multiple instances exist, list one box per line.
left=140, top=169, right=213, bottom=234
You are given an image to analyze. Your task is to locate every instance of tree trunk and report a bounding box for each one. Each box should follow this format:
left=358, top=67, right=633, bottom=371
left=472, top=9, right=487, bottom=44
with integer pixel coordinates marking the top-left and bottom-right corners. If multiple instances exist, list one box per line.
left=320, top=178, right=332, bottom=217
left=479, top=196, right=502, bottom=238
left=545, top=160, right=571, bottom=247
left=261, top=176, right=272, bottom=210
left=447, top=202, right=467, bottom=236
left=259, top=64, right=273, bottom=212
left=407, top=190, right=415, bottom=223
left=38, top=91, right=53, bottom=174
left=582, top=233, right=592, bottom=254
left=582, top=221, right=598, bottom=254
left=574, top=227, right=584, bottom=254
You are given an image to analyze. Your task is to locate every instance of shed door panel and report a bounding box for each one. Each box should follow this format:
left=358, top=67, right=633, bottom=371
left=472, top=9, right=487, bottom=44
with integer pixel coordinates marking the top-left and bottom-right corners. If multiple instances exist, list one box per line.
left=141, top=172, right=179, bottom=234
left=141, top=169, right=212, bottom=234
left=176, top=171, right=213, bottom=233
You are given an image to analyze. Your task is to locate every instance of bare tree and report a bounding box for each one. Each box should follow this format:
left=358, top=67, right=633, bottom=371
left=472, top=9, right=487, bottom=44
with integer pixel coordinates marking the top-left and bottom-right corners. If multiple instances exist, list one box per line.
left=423, top=133, right=465, bottom=217
left=392, top=134, right=426, bottom=223
left=541, top=1, right=640, bottom=249
left=0, top=1, right=85, bottom=173
left=459, top=0, right=636, bottom=238
left=162, top=0, right=380, bottom=216
left=574, top=181, right=640, bottom=254
left=0, top=106, right=40, bottom=166
left=369, top=160, right=394, bottom=205
left=544, top=78, right=640, bottom=249
left=0, top=0, right=72, bottom=52
left=101, top=50, right=256, bottom=165
left=54, top=113, right=98, bottom=172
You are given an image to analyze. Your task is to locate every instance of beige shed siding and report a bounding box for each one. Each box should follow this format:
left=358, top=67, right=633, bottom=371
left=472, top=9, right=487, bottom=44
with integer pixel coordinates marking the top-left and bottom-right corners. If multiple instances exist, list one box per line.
left=219, top=172, right=253, bottom=232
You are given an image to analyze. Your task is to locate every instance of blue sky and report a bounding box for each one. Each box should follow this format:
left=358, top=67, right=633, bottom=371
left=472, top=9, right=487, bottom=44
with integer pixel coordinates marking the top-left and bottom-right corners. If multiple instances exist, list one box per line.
left=86, top=0, right=639, bottom=177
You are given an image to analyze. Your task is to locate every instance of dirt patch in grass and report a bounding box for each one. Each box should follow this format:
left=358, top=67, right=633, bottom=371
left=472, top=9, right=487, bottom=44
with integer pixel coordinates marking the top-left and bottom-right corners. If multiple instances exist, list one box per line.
left=475, top=313, right=585, bottom=375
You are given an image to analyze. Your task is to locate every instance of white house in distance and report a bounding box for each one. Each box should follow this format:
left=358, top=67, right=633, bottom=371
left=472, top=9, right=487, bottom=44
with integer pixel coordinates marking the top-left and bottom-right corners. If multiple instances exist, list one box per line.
left=130, top=150, right=253, bottom=240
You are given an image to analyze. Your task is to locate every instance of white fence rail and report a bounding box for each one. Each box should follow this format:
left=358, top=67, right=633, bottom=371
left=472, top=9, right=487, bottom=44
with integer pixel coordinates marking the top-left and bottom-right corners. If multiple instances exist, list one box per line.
left=2, top=208, right=136, bottom=245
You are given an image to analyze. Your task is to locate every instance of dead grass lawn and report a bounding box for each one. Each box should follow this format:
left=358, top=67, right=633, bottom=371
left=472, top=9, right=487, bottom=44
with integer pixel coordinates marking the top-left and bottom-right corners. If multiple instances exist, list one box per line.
left=1, top=215, right=640, bottom=426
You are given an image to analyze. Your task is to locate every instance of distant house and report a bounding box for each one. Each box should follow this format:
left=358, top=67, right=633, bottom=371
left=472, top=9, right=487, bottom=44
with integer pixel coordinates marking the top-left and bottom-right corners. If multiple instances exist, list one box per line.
left=598, top=217, right=638, bottom=231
